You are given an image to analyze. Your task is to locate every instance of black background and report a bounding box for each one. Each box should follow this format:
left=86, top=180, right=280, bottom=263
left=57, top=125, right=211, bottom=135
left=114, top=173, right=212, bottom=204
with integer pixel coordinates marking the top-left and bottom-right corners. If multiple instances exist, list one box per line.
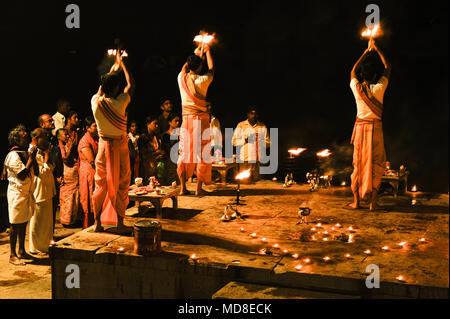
left=1, top=0, right=448, bottom=192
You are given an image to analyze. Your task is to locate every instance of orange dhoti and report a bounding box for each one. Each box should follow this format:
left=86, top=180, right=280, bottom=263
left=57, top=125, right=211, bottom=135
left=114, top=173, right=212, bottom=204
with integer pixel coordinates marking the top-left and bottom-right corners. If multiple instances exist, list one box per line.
left=93, top=135, right=130, bottom=226
left=350, top=118, right=386, bottom=201
left=177, top=112, right=212, bottom=185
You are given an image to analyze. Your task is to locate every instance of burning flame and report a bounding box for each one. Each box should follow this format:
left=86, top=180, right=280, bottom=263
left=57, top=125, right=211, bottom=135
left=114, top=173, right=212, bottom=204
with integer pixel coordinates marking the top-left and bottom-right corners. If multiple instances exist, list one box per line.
left=341, top=181, right=347, bottom=186
left=411, top=185, right=418, bottom=192
left=240, top=227, right=245, bottom=232
left=419, top=238, right=426, bottom=243
left=398, top=241, right=407, bottom=247
left=292, top=253, right=299, bottom=259
left=364, top=249, right=372, bottom=255
left=396, top=275, right=405, bottom=281
left=295, top=265, right=303, bottom=271
left=250, top=232, right=257, bottom=238
left=288, top=148, right=307, bottom=156
left=361, top=24, right=381, bottom=38
left=194, top=33, right=215, bottom=44
left=107, top=49, right=128, bottom=57
left=323, top=256, right=331, bottom=262
left=273, top=244, right=280, bottom=248
left=345, top=253, right=351, bottom=258
left=261, top=238, right=267, bottom=243
left=190, top=254, right=198, bottom=259
left=382, top=246, right=390, bottom=251
left=317, top=149, right=332, bottom=158
left=303, top=258, right=311, bottom=264
left=236, top=169, right=251, bottom=180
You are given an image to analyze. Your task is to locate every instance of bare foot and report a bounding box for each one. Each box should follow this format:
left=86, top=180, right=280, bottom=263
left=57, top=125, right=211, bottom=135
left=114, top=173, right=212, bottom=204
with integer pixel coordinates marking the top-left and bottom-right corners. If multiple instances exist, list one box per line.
left=94, top=222, right=104, bottom=232
left=179, top=189, right=192, bottom=196
left=195, top=189, right=209, bottom=196
left=369, top=204, right=383, bottom=211
left=115, top=224, right=133, bottom=235
left=9, top=256, right=26, bottom=266
left=17, top=251, right=33, bottom=260
left=346, top=202, right=360, bottom=209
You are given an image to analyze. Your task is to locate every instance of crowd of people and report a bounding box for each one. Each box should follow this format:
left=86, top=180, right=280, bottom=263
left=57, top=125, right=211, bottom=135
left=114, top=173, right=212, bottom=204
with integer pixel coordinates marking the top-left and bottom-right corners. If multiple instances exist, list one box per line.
left=1, top=36, right=390, bottom=265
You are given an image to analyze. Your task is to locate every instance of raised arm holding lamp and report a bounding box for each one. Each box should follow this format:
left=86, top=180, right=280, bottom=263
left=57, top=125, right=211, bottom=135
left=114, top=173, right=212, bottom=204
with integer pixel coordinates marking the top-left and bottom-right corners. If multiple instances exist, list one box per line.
left=177, top=36, right=215, bottom=196
left=91, top=51, right=135, bottom=233
left=348, top=34, right=391, bottom=211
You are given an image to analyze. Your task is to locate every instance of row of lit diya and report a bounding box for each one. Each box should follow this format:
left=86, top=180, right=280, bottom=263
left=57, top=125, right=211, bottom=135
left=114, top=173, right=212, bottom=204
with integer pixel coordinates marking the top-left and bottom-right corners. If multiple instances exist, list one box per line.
left=189, top=221, right=428, bottom=283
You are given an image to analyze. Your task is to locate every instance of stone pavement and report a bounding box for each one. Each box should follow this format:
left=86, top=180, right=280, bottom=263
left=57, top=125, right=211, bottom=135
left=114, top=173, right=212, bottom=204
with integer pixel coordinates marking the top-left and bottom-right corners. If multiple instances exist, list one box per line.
left=0, top=219, right=81, bottom=299
left=1, top=180, right=449, bottom=298
left=125, top=180, right=449, bottom=290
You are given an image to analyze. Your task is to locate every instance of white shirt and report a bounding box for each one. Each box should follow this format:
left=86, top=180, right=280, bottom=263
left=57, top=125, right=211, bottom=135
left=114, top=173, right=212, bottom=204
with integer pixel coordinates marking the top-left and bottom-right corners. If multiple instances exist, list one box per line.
left=4, top=150, right=35, bottom=224
left=91, top=93, right=130, bottom=139
left=52, top=112, right=65, bottom=136
left=232, top=120, right=271, bottom=162
left=350, top=76, right=389, bottom=120
left=33, top=150, right=56, bottom=203
left=210, top=116, right=222, bottom=148
left=177, top=72, right=213, bottom=113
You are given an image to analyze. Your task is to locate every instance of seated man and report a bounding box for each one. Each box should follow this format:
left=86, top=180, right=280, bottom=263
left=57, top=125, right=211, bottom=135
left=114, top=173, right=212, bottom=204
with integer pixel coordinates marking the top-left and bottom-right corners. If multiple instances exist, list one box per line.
left=232, top=106, right=270, bottom=182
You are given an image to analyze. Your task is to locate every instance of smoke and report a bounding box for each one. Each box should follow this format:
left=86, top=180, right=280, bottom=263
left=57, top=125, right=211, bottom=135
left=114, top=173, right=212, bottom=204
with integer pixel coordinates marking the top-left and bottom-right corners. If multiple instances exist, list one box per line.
left=318, top=142, right=354, bottom=178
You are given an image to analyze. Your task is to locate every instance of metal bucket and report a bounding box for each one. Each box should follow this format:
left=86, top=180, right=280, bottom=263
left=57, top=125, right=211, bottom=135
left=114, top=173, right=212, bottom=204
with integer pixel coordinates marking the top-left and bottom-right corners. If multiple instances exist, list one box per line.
left=133, top=220, right=162, bottom=256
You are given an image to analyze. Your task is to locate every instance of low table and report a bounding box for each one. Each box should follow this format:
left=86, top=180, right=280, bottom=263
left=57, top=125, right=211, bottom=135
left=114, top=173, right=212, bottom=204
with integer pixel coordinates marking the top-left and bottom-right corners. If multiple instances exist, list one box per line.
left=128, top=185, right=179, bottom=219
left=212, top=162, right=237, bottom=184
left=381, top=171, right=409, bottom=198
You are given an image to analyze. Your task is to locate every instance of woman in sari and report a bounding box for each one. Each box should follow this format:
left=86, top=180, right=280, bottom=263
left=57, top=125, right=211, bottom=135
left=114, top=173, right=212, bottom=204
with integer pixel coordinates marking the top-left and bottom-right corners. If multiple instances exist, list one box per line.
left=78, top=116, right=99, bottom=229
left=57, top=126, right=81, bottom=227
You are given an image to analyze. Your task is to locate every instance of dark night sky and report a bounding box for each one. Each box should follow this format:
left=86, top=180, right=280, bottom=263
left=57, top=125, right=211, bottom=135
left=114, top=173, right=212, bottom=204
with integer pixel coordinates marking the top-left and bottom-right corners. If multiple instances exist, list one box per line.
left=1, top=0, right=449, bottom=192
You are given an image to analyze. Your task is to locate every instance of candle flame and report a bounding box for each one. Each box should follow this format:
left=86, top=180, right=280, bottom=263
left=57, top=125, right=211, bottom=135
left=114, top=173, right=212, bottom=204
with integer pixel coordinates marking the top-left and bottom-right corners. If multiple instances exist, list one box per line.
left=292, top=253, right=299, bottom=259
left=303, top=258, right=311, bottom=264
left=345, top=253, right=351, bottom=258
left=323, top=256, right=331, bottom=261
left=398, top=241, right=407, bottom=247
left=323, top=237, right=328, bottom=241
left=419, top=238, right=426, bottom=243
left=341, top=181, right=346, bottom=186
left=273, top=244, right=279, bottom=248
left=194, top=33, right=215, bottom=44
left=250, top=232, right=257, bottom=238
left=335, top=223, right=341, bottom=228
left=382, top=246, right=390, bottom=251
left=317, top=149, right=332, bottom=158
left=295, top=265, right=303, bottom=271
left=364, top=249, right=372, bottom=255
left=288, top=148, right=307, bottom=156
left=412, top=185, right=417, bottom=192
left=361, top=24, right=381, bottom=38
left=261, top=237, right=267, bottom=242
left=190, top=254, right=198, bottom=259
left=236, top=169, right=251, bottom=180
left=396, top=275, right=405, bottom=281
left=240, top=227, right=245, bottom=232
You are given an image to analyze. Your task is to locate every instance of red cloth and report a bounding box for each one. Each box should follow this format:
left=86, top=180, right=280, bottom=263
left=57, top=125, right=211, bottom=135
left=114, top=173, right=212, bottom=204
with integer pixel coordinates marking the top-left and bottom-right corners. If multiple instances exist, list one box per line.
left=92, top=135, right=130, bottom=226
left=78, top=132, right=98, bottom=228
left=177, top=112, right=212, bottom=184
left=350, top=118, right=386, bottom=200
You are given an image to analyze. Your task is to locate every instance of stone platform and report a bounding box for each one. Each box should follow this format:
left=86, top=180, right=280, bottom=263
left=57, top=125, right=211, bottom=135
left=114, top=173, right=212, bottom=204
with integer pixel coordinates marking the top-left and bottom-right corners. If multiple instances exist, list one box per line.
left=50, top=181, right=449, bottom=299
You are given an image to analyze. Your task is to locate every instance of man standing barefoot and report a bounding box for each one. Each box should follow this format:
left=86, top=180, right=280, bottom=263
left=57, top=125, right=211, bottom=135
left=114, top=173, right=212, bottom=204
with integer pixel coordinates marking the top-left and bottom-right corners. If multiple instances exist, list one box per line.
left=348, top=38, right=391, bottom=211
left=91, top=52, right=134, bottom=233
